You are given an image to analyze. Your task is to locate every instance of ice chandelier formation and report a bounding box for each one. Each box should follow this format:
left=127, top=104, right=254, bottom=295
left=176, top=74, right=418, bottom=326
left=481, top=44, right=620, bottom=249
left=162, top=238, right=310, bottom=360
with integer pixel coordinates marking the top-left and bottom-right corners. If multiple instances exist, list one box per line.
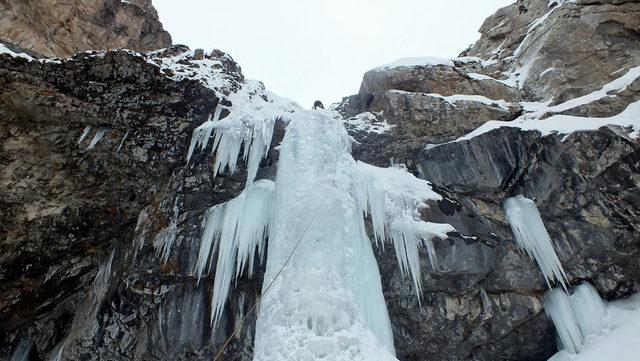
left=184, top=80, right=453, bottom=360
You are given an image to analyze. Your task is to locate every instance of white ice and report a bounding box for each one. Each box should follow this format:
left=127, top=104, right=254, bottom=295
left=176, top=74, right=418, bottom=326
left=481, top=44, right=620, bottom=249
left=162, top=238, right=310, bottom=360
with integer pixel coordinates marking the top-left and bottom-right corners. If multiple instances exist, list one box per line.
left=504, top=195, right=568, bottom=289
left=153, top=200, right=181, bottom=264
left=253, top=109, right=397, bottom=361
left=87, top=128, right=106, bottom=150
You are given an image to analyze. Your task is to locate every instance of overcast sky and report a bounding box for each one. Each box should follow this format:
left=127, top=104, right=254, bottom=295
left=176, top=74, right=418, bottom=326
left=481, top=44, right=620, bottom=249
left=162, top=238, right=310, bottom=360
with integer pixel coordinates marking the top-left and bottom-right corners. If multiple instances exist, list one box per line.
left=152, top=0, right=513, bottom=107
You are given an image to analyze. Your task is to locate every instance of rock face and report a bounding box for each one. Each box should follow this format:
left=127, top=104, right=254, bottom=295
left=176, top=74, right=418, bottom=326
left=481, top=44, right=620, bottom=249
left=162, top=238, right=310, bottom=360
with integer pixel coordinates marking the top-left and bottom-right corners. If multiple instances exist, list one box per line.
left=337, top=0, right=640, bottom=360
left=0, top=0, right=172, bottom=57
left=0, top=46, right=268, bottom=360
left=0, top=0, right=639, bottom=360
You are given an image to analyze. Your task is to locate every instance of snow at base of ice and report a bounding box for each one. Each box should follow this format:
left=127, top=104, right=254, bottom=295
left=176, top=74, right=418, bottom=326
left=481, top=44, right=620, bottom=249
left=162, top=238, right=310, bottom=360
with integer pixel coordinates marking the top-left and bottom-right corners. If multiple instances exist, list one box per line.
left=545, top=282, right=640, bottom=361
left=504, top=196, right=568, bottom=289
left=373, top=56, right=455, bottom=71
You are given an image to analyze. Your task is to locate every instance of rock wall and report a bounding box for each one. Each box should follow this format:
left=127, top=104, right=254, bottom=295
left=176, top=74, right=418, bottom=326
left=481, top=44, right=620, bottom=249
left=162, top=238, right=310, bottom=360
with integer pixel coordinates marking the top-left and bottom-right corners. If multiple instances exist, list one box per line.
left=0, top=46, right=268, bottom=360
left=338, top=0, right=640, bottom=360
left=0, top=0, right=171, bottom=57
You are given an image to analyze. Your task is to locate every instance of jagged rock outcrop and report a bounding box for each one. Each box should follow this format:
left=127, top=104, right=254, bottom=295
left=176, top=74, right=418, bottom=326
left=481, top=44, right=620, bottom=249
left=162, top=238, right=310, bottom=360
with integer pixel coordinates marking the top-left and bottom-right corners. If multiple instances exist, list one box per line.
left=0, top=0, right=172, bottom=57
left=467, top=0, right=640, bottom=102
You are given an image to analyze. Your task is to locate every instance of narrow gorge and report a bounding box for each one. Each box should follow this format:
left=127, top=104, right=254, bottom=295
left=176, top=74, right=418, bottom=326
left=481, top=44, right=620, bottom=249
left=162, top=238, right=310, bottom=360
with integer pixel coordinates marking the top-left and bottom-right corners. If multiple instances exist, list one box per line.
left=1, top=0, right=639, bottom=360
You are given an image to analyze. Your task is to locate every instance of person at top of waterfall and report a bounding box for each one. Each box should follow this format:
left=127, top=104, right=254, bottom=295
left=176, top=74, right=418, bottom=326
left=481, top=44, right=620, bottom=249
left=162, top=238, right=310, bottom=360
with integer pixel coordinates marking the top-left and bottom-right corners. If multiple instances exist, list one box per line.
left=313, top=100, right=324, bottom=110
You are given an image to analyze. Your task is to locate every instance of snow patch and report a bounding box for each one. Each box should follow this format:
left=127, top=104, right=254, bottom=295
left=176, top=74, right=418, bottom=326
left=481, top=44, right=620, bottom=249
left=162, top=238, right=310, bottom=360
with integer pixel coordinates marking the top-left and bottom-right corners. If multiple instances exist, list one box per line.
left=424, top=93, right=512, bottom=110
left=344, top=112, right=394, bottom=134
left=0, top=42, right=34, bottom=61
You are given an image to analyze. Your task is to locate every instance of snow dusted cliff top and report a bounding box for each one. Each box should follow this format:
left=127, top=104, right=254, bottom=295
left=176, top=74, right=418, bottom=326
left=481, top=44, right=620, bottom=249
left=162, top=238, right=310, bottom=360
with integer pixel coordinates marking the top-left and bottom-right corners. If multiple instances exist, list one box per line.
left=373, top=56, right=455, bottom=71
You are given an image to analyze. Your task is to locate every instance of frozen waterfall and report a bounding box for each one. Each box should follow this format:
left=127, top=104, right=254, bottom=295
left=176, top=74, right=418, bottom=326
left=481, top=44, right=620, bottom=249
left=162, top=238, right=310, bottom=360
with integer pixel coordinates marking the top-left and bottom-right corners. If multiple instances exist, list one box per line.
left=185, top=81, right=452, bottom=360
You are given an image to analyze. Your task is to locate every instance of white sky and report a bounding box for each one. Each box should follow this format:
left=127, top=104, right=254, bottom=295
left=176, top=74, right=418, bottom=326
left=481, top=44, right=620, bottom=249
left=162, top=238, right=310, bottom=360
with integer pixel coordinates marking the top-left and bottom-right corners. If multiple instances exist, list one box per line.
left=152, top=0, right=513, bottom=107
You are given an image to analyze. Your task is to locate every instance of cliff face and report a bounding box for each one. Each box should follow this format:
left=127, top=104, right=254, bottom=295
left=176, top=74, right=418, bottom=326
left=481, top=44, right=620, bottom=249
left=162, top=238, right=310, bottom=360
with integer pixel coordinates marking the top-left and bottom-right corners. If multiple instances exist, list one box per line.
left=0, top=0, right=639, bottom=360
left=0, top=46, right=260, bottom=360
left=0, top=0, right=171, bottom=57
left=339, top=0, right=640, bottom=360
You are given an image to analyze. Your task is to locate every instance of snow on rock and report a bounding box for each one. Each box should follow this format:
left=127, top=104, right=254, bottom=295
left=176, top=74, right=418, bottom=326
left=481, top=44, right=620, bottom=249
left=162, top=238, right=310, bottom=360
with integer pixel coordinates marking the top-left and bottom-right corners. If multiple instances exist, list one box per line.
left=0, top=42, right=34, bottom=61
left=451, top=99, right=640, bottom=144
left=424, top=92, right=512, bottom=111
left=433, top=66, right=640, bottom=146
left=545, top=282, right=640, bottom=361
left=147, top=48, right=239, bottom=98
left=373, top=56, right=455, bottom=71
left=466, top=72, right=497, bottom=81
left=504, top=195, right=568, bottom=289
left=344, top=112, right=394, bottom=134
left=542, top=66, right=640, bottom=114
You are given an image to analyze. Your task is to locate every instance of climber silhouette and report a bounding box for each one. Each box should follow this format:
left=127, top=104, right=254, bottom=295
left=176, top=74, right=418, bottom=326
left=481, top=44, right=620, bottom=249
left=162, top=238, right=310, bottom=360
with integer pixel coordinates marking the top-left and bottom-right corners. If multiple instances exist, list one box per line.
left=313, top=100, right=324, bottom=110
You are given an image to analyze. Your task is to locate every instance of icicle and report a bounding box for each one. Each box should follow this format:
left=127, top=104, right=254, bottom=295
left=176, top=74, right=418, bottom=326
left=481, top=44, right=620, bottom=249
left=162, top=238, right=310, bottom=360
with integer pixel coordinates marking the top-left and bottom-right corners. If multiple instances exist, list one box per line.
left=192, top=180, right=274, bottom=329
left=48, top=340, right=66, bottom=361
left=504, top=195, right=568, bottom=290
left=87, top=128, right=106, bottom=150
left=545, top=288, right=583, bottom=354
left=186, top=82, right=280, bottom=185
left=117, top=129, right=130, bottom=152
left=351, top=161, right=453, bottom=299
left=10, top=340, right=32, bottom=361
left=194, top=205, right=223, bottom=282
left=78, top=125, right=91, bottom=144
left=545, top=282, right=608, bottom=355
left=153, top=200, right=180, bottom=264
left=570, top=282, right=607, bottom=339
